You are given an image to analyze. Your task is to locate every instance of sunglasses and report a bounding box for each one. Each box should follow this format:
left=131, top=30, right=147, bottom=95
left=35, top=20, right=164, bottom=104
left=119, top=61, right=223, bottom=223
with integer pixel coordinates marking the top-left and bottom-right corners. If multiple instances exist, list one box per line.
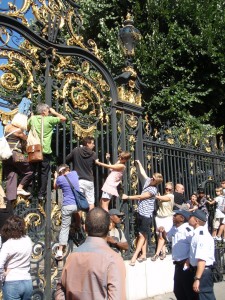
left=165, top=188, right=172, bottom=191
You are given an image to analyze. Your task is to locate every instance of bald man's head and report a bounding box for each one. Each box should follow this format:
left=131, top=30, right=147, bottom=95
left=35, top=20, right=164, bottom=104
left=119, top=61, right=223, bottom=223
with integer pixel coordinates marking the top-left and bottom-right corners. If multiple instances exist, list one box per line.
left=175, top=184, right=185, bottom=194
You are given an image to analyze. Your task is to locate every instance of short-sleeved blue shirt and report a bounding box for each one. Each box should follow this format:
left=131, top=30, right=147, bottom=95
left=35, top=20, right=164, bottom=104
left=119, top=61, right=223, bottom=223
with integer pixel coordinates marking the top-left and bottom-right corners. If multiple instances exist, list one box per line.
left=56, top=171, right=80, bottom=206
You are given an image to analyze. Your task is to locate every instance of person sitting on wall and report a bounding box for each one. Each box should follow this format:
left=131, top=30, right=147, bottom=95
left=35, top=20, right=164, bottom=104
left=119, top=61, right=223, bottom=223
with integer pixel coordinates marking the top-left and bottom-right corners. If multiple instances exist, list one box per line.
left=28, top=103, right=66, bottom=200
left=107, top=209, right=128, bottom=255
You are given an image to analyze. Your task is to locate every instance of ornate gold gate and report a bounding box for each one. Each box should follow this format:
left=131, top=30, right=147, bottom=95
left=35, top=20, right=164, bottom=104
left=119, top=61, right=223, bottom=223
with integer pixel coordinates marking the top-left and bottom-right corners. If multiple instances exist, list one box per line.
left=0, top=1, right=122, bottom=298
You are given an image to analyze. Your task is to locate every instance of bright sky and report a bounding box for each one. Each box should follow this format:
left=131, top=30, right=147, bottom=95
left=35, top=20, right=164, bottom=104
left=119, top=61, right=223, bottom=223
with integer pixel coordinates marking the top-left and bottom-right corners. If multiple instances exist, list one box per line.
left=0, top=0, right=36, bottom=120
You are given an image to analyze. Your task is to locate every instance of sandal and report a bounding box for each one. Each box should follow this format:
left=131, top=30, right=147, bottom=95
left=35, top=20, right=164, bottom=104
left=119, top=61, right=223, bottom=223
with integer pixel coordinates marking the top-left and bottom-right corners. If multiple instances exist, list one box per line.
left=160, top=252, right=166, bottom=260
left=151, top=254, right=159, bottom=261
left=137, top=257, right=147, bottom=263
left=129, top=261, right=136, bottom=266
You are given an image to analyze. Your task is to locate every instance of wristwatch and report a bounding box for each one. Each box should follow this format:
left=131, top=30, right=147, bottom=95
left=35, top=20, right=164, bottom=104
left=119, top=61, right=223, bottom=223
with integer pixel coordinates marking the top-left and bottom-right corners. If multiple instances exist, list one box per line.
left=194, top=276, right=201, bottom=281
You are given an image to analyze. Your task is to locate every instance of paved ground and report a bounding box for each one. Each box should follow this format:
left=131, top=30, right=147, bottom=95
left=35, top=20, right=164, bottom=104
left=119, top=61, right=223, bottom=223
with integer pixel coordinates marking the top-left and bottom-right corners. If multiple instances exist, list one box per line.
left=146, top=278, right=225, bottom=300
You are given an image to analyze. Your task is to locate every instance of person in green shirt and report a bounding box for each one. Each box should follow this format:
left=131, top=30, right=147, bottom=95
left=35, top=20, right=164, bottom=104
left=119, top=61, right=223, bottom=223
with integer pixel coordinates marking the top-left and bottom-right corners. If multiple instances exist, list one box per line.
left=28, top=103, right=66, bottom=200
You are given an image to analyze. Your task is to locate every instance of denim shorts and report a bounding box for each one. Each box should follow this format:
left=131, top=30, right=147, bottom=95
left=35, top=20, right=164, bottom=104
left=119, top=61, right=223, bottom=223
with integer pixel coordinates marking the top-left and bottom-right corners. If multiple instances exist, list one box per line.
left=2, top=279, right=33, bottom=300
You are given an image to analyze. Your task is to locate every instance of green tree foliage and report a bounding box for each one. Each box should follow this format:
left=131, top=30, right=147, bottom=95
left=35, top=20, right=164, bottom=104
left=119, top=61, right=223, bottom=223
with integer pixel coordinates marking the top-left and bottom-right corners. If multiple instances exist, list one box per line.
left=79, top=0, right=225, bottom=135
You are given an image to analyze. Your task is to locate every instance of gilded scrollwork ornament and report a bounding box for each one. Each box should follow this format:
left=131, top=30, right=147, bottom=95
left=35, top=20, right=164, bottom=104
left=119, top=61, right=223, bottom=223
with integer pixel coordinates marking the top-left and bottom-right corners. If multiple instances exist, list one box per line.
left=130, top=160, right=138, bottom=193
left=0, top=27, right=10, bottom=46
left=126, top=113, right=138, bottom=128
left=219, top=136, right=224, bottom=152
left=24, top=212, right=41, bottom=228
left=1, top=0, right=102, bottom=59
left=0, top=49, right=35, bottom=102
left=6, top=1, right=30, bottom=25
left=14, top=195, right=30, bottom=207
left=165, top=129, right=174, bottom=145
left=0, top=108, right=18, bottom=125
left=204, top=138, right=211, bottom=153
left=72, top=120, right=96, bottom=138
left=117, top=86, right=142, bottom=105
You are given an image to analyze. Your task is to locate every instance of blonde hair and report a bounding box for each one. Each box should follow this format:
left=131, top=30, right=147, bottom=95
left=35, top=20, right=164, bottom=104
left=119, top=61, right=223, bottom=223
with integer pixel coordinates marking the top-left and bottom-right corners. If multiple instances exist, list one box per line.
left=11, top=113, right=27, bottom=131
left=165, top=182, right=174, bottom=190
left=215, top=187, right=223, bottom=194
left=153, top=173, right=163, bottom=185
left=165, top=181, right=173, bottom=188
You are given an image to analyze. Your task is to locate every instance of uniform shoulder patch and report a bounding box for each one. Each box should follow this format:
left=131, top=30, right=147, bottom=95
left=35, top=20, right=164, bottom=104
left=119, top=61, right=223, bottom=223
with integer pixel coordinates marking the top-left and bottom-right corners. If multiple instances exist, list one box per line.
left=199, top=230, right=204, bottom=235
left=186, top=227, right=191, bottom=232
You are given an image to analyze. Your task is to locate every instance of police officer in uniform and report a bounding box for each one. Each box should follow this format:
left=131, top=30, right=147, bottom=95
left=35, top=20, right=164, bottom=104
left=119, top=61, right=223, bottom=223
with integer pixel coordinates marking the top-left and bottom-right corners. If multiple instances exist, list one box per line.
left=189, top=209, right=216, bottom=300
left=159, top=210, right=195, bottom=300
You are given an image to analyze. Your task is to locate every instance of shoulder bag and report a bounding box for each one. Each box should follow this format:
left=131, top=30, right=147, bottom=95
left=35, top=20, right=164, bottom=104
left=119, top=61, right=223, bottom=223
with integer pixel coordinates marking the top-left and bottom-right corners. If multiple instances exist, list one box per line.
left=0, top=128, right=20, bottom=161
left=27, top=116, right=44, bottom=163
left=64, top=175, right=89, bottom=212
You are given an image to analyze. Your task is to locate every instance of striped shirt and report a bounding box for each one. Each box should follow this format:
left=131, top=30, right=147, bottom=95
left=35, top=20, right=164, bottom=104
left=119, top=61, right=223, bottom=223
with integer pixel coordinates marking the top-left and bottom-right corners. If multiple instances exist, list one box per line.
left=138, top=177, right=157, bottom=218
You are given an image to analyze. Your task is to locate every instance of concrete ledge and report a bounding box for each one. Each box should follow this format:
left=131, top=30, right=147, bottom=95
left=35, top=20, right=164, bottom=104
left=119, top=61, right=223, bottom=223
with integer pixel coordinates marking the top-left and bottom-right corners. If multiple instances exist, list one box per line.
left=125, top=255, right=175, bottom=300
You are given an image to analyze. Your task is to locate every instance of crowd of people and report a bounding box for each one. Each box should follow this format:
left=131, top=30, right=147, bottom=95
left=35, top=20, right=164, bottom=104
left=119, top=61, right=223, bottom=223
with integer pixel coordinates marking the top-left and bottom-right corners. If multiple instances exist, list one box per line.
left=0, top=102, right=224, bottom=299
left=53, top=145, right=222, bottom=299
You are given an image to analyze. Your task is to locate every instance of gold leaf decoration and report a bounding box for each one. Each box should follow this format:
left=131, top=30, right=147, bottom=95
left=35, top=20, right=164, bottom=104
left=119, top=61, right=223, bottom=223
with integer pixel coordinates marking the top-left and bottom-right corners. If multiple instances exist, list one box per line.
left=72, top=120, right=96, bottom=138
left=0, top=108, right=18, bottom=125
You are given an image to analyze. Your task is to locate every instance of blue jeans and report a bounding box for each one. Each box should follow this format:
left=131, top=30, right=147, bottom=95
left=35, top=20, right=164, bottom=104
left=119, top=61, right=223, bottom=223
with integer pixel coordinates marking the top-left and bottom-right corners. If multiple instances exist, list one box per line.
left=2, top=280, right=33, bottom=300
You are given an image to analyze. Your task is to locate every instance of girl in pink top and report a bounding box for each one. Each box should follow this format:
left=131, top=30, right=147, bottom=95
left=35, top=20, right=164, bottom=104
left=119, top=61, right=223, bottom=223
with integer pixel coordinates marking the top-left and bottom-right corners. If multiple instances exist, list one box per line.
left=96, top=151, right=131, bottom=211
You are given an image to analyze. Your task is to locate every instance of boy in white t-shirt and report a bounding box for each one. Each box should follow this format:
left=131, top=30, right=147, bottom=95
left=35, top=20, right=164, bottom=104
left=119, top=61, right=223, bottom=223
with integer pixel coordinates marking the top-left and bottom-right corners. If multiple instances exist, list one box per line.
left=210, top=187, right=225, bottom=240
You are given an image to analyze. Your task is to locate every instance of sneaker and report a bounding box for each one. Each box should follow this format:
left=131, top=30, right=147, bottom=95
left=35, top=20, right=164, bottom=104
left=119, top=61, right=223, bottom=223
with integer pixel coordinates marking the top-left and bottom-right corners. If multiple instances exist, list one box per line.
left=17, top=189, right=31, bottom=196
left=55, top=250, right=63, bottom=260
left=215, top=236, right=222, bottom=241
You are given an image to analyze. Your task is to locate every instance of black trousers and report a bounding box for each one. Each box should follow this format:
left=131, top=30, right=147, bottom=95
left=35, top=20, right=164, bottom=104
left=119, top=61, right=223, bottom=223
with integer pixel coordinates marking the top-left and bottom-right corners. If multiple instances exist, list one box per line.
left=33, top=154, right=51, bottom=198
left=174, top=263, right=198, bottom=300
